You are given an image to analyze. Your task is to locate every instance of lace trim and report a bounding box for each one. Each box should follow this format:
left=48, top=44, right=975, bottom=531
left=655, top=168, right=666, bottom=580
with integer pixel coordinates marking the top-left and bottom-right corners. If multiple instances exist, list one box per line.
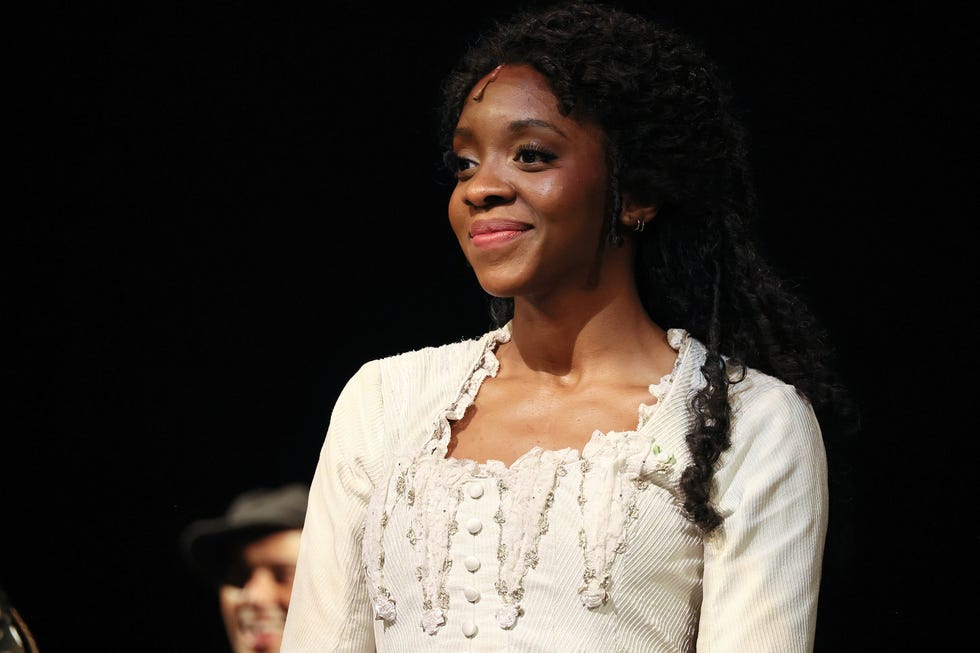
left=362, top=326, right=691, bottom=629
left=637, top=328, right=688, bottom=429
left=491, top=448, right=574, bottom=629
left=426, top=326, right=509, bottom=457
left=577, top=423, right=678, bottom=608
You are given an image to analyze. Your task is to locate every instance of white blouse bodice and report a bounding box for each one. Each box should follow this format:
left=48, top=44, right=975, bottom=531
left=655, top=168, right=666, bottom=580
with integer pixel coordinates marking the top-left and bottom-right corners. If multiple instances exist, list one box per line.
left=282, top=325, right=828, bottom=652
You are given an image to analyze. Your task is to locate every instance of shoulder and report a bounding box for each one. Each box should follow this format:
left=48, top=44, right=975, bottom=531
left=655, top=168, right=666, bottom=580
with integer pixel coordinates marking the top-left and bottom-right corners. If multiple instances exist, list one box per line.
left=340, top=330, right=490, bottom=378
left=669, top=333, right=822, bottom=449
left=323, top=331, right=498, bottom=473
left=364, top=331, right=492, bottom=388
left=729, top=368, right=821, bottom=441
left=666, top=331, right=819, bottom=433
left=333, top=329, right=498, bottom=430
left=379, top=333, right=489, bottom=370
left=718, top=366, right=827, bottom=490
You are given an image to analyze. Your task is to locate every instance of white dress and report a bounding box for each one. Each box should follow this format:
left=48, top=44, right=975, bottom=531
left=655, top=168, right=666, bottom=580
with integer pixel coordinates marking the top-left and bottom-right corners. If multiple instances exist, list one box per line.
left=281, top=325, right=828, bottom=652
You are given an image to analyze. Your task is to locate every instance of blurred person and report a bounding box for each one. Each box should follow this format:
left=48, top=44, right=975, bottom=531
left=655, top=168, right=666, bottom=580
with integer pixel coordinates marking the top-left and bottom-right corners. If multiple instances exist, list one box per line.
left=180, top=483, right=308, bottom=653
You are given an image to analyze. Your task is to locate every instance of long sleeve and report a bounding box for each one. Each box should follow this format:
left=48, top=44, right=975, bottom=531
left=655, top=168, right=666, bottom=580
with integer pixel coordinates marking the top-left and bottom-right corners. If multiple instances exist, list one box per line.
left=696, top=379, right=829, bottom=653
left=282, top=361, right=386, bottom=652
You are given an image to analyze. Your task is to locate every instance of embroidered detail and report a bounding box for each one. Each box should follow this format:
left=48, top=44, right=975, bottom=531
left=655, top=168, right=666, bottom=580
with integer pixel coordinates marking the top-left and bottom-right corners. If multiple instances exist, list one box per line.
left=360, top=326, right=695, bottom=630
left=406, top=459, right=469, bottom=634
left=363, top=461, right=406, bottom=625
left=421, top=608, right=446, bottom=635
left=650, top=443, right=676, bottom=467
left=491, top=449, right=571, bottom=630
left=496, top=603, right=521, bottom=629
left=577, top=424, right=661, bottom=610
left=579, top=589, right=607, bottom=609
left=373, top=596, right=396, bottom=622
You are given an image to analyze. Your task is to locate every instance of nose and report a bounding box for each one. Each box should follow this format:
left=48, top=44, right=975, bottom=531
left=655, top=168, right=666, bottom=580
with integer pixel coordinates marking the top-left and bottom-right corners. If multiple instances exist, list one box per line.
left=462, top=159, right=515, bottom=209
left=240, top=568, right=278, bottom=605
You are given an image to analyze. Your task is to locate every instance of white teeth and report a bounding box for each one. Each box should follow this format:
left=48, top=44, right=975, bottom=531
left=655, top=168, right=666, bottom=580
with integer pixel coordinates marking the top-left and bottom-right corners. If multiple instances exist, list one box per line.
left=237, top=606, right=286, bottom=633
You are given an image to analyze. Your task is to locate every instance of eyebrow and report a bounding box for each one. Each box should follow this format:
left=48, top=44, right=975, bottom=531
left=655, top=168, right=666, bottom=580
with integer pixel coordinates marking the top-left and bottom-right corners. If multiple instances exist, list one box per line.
left=454, top=119, right=568, bottom=140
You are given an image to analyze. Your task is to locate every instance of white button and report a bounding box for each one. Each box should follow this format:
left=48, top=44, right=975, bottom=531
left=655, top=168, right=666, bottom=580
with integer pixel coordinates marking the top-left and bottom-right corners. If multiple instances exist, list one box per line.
left=466, top=517, right=483, bottom=534
left=464, top=587, right=480, bottom=602
left=464, top=556, right=481, bottom=572
left=468, top=482, right=484, bottom=499
left=462, top=620, right=478, bottom=638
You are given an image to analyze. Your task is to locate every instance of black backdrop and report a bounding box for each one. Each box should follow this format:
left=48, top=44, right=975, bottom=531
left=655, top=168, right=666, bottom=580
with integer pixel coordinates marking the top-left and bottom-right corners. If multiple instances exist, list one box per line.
left=6, top=1, right=974, bottom=651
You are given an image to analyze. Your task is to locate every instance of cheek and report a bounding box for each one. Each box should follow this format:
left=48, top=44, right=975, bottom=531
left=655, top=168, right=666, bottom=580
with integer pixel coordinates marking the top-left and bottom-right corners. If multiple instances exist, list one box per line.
left=279, top=584, right=294, bottom=608
left=447, top=190, right=470, bottom=241
left=218, top=587, right=241, bottom=620
left=574, top=170, right=609, bottom=227
left=533, top=171, right=607, bottom=228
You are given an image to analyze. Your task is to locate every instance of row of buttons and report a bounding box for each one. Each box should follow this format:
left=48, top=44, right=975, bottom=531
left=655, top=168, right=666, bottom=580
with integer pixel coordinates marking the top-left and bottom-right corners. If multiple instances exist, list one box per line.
left=461, top=481, right=485, bottom=639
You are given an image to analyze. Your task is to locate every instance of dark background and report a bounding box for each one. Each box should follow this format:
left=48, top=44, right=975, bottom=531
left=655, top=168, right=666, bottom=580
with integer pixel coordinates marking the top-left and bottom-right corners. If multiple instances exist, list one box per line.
left=5, top=1, right=975, bottom=651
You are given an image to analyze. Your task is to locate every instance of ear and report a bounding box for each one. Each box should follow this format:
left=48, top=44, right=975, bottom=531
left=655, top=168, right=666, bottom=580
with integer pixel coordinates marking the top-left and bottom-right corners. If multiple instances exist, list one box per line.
left=619, top=194, right=658, bottom=231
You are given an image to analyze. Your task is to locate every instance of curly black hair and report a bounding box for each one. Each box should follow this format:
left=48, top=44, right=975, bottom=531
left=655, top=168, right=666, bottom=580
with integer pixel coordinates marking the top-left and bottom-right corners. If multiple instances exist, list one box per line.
left=438, top=0, right=856, bottom=533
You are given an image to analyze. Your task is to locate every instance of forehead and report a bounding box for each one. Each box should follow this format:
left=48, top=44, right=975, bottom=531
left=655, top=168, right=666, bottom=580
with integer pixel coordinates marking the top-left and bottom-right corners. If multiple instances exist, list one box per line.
left=240, top=529, right=302, bottom=563
left=461, top=64, right=559, bottom=120
left=458, top=64, right=572, bottom=132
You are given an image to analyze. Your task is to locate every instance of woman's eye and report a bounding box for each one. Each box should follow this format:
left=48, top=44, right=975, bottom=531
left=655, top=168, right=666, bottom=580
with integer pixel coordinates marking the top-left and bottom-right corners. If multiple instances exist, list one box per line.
left=452, top=154, right=476, bottom=174
left=444, top=151, right=475, bottom=175
left=514, top=145, right=557, bottom=165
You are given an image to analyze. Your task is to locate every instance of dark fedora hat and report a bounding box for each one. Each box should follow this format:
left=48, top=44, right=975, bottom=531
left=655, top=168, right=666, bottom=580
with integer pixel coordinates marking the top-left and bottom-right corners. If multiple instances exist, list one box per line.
left=179, top=483, right=309, bottom=586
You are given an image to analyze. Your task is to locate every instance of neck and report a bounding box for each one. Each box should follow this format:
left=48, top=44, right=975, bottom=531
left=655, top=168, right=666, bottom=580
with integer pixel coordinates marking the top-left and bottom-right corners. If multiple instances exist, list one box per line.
left=503, top=284, right=666, bottom=381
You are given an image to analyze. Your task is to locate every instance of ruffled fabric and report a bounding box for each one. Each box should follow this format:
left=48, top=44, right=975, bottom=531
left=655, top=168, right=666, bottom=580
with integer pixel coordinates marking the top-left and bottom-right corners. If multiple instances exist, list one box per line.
left=492, top=446, right=577, bottom=627
left=420, top=608, right=445, bottom=635
left=495, top=603, right=520, bottom=629
left=638, top=327, right=688, bottom=429
left=372, top=596, right=396, bottom=623
left=362, top=325, right=690, bottom=632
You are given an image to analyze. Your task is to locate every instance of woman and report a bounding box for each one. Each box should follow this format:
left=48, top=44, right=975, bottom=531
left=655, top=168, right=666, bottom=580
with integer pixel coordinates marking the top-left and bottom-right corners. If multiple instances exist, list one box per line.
left=283, top=2, right=852, bottom=650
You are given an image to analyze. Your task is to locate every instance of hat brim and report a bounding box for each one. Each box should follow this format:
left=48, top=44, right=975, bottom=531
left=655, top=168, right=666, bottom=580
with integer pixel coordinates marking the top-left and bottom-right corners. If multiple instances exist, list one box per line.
left=180, top=519, right=295, bottom=587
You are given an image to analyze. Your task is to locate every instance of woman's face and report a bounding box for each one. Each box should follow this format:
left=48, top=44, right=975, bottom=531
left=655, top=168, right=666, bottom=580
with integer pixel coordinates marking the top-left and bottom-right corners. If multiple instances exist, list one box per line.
left=448, top=64, right=610, bottom=301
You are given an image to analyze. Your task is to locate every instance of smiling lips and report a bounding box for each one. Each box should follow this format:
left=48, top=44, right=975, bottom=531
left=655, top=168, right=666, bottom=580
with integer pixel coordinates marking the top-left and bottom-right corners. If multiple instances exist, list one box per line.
left=237, top=605, right=285, bottom=652
left=469, top=219, right=532, bottom=248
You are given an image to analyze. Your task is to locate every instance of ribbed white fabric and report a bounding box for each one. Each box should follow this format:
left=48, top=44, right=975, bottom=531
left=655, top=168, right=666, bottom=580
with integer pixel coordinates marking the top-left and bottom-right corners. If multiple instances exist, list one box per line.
left=281, top=326, right=828, bottom=652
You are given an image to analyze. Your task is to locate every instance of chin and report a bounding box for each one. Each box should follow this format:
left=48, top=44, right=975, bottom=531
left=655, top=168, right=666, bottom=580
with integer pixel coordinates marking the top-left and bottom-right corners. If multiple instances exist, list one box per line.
left=473, top=272, right=528, bottom=300
left=231, top=630, right=282, bottom=653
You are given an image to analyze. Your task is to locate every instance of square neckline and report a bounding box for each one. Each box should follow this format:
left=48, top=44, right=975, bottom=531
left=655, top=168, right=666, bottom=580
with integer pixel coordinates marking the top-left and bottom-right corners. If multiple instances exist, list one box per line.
left=431, top=324, right=691, bottom=473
